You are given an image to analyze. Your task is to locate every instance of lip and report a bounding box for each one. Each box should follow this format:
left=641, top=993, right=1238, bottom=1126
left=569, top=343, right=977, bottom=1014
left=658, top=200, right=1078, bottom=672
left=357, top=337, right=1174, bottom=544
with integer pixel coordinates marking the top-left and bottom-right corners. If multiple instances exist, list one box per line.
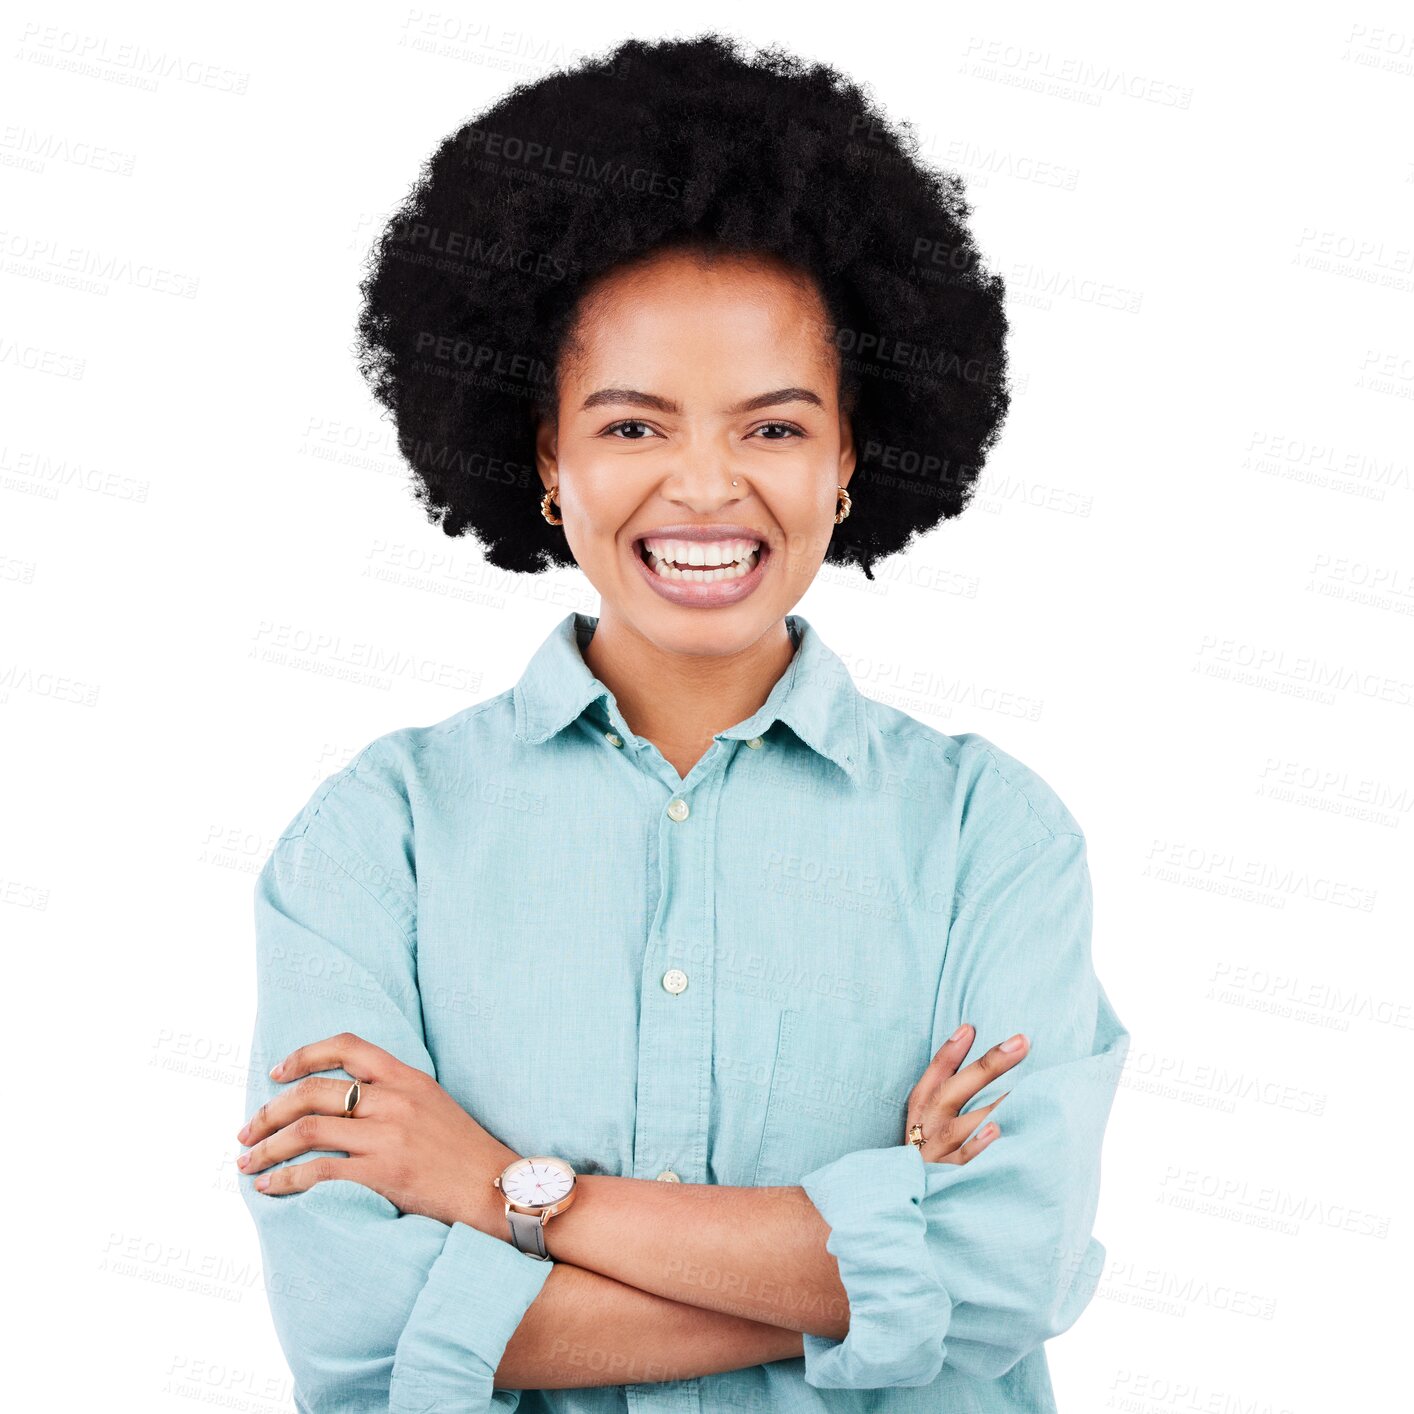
left=632, top=522, right=771, bottom=544
left=629, top=524, right=772, bottom=608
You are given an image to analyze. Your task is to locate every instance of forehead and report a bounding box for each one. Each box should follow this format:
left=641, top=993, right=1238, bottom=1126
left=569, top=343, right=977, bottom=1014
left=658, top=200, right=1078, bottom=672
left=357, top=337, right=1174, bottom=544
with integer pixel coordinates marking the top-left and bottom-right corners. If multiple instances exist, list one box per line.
left=567, top=249, right=835, bottom=372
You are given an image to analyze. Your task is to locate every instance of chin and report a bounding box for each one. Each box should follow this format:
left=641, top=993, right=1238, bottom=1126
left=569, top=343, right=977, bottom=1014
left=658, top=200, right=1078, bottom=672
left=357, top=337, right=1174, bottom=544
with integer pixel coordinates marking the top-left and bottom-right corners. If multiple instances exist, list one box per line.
left=621, top=593, right=787, bottom=656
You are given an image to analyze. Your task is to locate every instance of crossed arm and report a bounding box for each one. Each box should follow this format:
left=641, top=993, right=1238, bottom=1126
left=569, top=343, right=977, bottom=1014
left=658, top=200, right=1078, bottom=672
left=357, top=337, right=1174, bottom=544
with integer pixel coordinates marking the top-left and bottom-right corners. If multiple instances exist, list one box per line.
left=491, top=1173, right=852, bottom=1387
left=494, top=1029, right=1016, bottom=1385
left=495, top=1247, right=805, bottom=1388
left=239, top=1019, right=1018, bottom=1389
left=495, top=1067, right=995, bottom=1387
left=239, top=819, right=1125, bottom=1406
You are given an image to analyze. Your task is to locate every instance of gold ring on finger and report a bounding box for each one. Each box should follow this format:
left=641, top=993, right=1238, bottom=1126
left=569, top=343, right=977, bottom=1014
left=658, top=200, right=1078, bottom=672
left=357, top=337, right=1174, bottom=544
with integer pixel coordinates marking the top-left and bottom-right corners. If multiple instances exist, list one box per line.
left=907, top=1122, right=925, bottom=1147
left=342, top=1078, right=362, bottom=1117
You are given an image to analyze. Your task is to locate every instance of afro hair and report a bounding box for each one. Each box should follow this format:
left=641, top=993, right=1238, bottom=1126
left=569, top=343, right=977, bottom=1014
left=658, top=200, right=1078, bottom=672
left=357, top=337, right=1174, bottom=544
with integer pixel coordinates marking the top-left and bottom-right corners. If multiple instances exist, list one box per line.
left=354, top=31, right=1011, bottom=581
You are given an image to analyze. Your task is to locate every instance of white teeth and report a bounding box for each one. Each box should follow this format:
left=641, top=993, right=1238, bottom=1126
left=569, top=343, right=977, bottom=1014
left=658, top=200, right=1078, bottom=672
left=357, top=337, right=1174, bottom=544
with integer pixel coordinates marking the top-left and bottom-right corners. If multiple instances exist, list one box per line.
left=638, top=536, right=763, bottom=582
left=641, top=536, right=762, bottom=569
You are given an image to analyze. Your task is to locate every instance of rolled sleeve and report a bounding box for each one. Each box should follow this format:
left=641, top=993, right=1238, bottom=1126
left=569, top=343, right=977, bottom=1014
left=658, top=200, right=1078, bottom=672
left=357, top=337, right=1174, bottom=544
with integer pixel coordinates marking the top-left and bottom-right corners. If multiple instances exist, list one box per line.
left=391, top=1222, right=554, bottom=1412
left=798, top=829, right=1129, bottom=1389
left=799, top=1144, right=951, bottom=1387
left=240, top=743, right=552, bottom=1412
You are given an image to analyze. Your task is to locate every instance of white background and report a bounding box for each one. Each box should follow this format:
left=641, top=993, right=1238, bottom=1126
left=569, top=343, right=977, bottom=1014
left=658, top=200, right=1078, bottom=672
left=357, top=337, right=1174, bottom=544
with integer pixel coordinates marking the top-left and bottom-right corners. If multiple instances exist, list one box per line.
left=4, top=1, right=1410, bottom=1407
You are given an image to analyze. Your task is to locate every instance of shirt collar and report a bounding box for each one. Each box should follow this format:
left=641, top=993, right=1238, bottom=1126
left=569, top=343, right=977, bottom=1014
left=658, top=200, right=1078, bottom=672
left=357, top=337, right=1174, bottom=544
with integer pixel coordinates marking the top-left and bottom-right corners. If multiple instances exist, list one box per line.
left=512, top=611, right=866, bottom=779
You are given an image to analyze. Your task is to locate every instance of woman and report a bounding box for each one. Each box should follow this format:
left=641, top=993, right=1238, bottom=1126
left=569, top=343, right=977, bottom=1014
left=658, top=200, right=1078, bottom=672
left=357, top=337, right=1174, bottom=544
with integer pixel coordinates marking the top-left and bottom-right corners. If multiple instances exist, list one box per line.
left=236, top=33, right=1129, bottom=1414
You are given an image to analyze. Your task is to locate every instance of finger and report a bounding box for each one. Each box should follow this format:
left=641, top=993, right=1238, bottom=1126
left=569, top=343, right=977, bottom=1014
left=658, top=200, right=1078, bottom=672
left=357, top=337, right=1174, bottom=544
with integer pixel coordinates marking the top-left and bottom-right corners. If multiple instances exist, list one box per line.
left=937, top=1032, right=1028, bottom=1108
left=238, top=1075, right=363, bottom=1146
left=910, top=1089, right=1008, bottom=1162
left=238, top=1113, right=366, bottom=1176
left=955, top=1091, right=1008, bottom=1131
left=912, top=1022, right=976, bottom=1093
left=269, top=1031, right=397, bottom=1086
left=248, top=1153, right=366, bottom=1196
left=952, top=1118, right=1001, bottom=1164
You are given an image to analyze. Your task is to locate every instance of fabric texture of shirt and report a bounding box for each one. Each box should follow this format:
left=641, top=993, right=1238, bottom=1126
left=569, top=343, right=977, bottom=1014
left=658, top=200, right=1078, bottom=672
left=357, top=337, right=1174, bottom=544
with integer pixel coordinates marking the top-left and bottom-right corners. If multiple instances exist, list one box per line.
left=239, top=609, right=1129, bottom=1414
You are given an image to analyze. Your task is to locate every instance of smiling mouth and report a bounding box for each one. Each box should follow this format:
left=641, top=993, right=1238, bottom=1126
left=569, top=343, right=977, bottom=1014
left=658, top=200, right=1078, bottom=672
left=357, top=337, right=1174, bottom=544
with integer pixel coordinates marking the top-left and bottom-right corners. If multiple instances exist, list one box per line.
left=635, top=536, right=767, bottom=582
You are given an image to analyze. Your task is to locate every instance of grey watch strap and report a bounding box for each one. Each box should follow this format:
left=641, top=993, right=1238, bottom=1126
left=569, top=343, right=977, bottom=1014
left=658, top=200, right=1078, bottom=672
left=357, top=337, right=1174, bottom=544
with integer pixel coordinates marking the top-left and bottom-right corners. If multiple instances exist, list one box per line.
left=506, top=1207, right=550, bottom=1260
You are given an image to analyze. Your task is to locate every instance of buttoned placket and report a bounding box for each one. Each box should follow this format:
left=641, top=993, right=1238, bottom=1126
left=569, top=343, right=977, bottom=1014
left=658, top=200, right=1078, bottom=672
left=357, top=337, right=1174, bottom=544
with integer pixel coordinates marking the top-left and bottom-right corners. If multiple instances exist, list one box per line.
left=589, top=698, right=753, bottom=1414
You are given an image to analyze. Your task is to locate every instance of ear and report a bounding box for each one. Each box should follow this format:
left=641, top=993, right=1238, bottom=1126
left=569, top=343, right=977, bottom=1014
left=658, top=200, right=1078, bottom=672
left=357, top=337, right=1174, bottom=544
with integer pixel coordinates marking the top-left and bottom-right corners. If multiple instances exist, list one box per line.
left=837, top=406, right=857, bottom=489
left=534, top=412, right=559, bottom=492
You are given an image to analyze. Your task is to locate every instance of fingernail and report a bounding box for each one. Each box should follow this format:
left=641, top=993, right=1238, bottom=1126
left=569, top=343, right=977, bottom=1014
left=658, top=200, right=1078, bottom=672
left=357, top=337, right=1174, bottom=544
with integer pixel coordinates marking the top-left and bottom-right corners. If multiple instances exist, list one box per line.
left=236, top=1125, right=249, bottom=1144
left=269, top=1061, right=284, bottom=1078
left=1000, top=1034, right=1026, bottom=1052
left=949, top=1023, right=969, bottom=1042
left=254, top=1174, right=270, bottom=1190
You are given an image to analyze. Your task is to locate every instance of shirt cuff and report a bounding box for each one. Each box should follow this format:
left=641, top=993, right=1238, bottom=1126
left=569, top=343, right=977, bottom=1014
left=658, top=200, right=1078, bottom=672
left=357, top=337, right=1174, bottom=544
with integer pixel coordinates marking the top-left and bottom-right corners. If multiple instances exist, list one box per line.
left=389, top=1220, right=554, bottom=1413
left=798, top=1144, right=952, bottom=1389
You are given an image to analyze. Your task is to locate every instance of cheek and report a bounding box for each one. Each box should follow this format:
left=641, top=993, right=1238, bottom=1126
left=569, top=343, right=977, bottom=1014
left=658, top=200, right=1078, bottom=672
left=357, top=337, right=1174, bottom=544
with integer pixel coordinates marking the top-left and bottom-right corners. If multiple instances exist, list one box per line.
left=559, top=465, right=642, bottom=563
left=773, top=486, right=838, bottom=568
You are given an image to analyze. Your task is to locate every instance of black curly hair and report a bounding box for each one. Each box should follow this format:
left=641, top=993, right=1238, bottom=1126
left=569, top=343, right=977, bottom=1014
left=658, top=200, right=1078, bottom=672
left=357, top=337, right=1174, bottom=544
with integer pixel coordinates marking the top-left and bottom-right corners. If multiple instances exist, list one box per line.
left=354, top=32, right=1010, bottom=581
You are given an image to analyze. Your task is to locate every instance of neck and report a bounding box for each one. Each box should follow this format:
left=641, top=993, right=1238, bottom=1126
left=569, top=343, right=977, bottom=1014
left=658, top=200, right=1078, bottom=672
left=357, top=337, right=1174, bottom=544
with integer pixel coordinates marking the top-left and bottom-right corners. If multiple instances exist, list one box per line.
left=582, top=612, right=797, bottom=777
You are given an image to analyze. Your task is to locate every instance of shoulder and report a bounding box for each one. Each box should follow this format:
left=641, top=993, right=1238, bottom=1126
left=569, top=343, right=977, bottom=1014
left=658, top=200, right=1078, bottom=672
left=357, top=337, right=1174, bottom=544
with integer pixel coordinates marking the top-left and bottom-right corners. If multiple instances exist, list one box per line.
left=268, top=690, right=519, bottom=879
left=860, top=697, right=1083, bottom=837
left=943, top=733, right=1089, bottom=915
left=857, top=699, right=1086, bottom=909
left=946, top=730, right=1085, bottom=843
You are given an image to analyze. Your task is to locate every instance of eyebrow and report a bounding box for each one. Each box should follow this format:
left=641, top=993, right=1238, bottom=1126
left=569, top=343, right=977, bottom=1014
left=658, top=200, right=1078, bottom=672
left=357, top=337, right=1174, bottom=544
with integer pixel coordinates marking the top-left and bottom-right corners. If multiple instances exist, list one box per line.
left=579, top=386, right=825, bottom=415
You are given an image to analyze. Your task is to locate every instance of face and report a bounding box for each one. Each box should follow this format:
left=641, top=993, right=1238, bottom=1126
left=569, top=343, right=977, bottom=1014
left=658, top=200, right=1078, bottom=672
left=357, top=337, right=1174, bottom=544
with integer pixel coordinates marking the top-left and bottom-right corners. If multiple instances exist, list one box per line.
left=535, top=246, right=856, bottom=658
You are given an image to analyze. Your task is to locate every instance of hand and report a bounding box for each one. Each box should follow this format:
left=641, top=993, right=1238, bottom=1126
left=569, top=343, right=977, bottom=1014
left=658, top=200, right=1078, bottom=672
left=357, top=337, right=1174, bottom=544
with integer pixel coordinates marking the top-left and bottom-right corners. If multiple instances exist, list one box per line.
left=903, top=1023, right=1028, bottom=1164
left=235, top=1031, right=518, bottom=1236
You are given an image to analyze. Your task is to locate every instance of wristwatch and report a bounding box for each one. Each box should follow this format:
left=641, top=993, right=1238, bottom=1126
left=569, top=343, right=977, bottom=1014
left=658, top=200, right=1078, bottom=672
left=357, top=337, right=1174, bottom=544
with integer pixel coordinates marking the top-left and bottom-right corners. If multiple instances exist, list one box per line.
left=493, top=1155, right=577, bottom=1260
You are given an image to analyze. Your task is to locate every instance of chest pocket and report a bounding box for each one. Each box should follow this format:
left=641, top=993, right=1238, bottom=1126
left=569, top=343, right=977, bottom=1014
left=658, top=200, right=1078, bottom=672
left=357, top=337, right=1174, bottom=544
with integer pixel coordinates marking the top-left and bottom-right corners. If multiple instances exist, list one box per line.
left=752, top=1007, right=929, bottom=1186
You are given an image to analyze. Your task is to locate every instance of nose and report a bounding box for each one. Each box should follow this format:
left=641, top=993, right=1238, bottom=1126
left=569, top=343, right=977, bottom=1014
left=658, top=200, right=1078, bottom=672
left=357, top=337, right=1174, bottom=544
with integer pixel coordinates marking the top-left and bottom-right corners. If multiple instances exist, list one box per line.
left=660, top=455, right=748, bottom=515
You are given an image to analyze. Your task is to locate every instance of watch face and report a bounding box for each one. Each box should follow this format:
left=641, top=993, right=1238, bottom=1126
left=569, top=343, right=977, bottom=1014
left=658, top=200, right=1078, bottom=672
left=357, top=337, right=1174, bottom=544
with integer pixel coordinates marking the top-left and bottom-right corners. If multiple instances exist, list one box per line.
left=503, top=1157, right=574, bottom=1209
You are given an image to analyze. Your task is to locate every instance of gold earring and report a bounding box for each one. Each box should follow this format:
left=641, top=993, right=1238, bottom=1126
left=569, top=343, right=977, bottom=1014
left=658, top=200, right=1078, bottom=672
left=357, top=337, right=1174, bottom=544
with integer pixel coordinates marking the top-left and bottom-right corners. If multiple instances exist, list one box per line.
left=540, top=485, right=562, bottom=525
left=834, top=486, right=852, bottom=524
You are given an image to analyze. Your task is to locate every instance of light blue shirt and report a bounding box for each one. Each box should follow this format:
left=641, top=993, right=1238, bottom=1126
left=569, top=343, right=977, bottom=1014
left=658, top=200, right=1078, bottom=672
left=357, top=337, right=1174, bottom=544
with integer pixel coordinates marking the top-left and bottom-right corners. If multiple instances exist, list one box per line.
left=240, top=610, right=1129, bottom=1413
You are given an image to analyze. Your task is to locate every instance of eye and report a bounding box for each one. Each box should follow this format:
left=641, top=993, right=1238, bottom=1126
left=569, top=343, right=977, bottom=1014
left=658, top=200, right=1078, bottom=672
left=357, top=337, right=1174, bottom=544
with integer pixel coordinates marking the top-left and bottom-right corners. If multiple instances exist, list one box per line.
left=601, top=419, right=660, bottom=440
left=600, top=419, right=805, bottom=441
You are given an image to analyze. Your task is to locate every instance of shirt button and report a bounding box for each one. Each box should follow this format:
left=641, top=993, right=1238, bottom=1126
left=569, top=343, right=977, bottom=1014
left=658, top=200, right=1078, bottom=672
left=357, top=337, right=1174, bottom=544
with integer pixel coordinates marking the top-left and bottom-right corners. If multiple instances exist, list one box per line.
left=666, top=798, right=690, bottom=822
left=746, top=736, right=764, bottom=749
left=656, top=1169, right=681, bottom=1182
left=604, top=731, right=624, bottom=748
left=662, top=968, right=688, bottom=995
